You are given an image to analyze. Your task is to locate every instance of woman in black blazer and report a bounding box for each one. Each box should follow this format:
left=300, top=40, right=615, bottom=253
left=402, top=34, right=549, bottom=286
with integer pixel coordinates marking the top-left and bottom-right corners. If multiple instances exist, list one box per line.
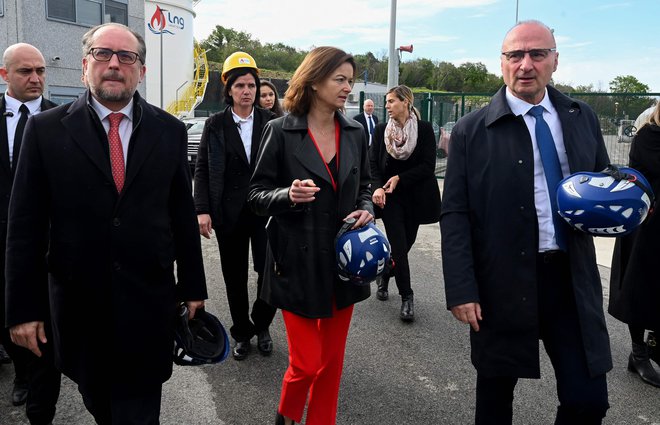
left=249, top=47, right=373, bottom=425
left=370, top=85, right=441, bottom=322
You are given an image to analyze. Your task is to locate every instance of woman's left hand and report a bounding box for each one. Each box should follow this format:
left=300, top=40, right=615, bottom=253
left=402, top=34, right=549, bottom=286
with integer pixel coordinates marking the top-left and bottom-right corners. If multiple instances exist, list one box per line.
left=383, top=175, right=400, bottom=194
left=344, top=210, right=374, bottom=229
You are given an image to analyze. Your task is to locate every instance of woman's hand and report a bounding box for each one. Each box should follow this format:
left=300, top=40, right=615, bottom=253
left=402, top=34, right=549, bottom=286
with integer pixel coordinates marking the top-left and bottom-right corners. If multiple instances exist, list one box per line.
left=289, top=179, right=320, bottom=204
left=382, top=175, right=400, bottom=194
left=344, top=210, right=374, bottom=229
left=372, top=187, right=386, bottom=208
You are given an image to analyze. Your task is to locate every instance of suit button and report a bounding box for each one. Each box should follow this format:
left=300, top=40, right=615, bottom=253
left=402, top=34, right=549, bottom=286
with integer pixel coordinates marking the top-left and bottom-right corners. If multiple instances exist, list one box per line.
left=113, top=218, right=121, bottom=226
left=518, top=160, right=523, bottom=164
left=520, top=250, right=526, bottom=256
left=519, top=206, right=525, bottom=211
left=113, top=262, right=121, bottom=271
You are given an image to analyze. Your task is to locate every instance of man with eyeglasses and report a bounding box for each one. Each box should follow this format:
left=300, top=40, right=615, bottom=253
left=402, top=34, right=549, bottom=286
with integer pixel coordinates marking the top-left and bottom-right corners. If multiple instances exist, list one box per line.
left=441, top=20, right=611, bottom=424
left=5, top=23, right=207, bottom=424
left=0, top=42, right=62, bottom=425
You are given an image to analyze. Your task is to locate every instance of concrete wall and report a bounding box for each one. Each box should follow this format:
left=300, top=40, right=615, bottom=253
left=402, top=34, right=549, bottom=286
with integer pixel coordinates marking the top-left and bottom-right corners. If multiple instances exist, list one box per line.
left=0, top=0, right=145, bottom=103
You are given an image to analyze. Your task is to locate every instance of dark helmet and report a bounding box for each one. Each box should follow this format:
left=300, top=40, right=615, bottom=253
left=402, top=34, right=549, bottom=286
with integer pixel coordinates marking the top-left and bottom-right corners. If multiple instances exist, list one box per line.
left=173, top=304, right=229, bottom=366
left=335, top=218, right=392, bottom=286
left=556, top=164, right=654, bottom=237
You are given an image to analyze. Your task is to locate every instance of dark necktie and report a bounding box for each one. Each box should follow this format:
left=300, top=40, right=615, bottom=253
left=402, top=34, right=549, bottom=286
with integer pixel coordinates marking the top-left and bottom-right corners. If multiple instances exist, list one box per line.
left=528, top=105, right=567, bottom=251
left=12, top=104, right=29, bottom=169
left=368, top=115, right=375, bottom=135
left=108, top=113, right=125, bottom=192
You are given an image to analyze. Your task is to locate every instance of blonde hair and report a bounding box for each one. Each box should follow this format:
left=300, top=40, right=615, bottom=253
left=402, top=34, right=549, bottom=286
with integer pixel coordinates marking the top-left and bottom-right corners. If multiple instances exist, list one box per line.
left=283, top=46, right=355, bottom=116
left=646, top=102, right=660, bottom=127
left=387, top=85, right=420, bottom=119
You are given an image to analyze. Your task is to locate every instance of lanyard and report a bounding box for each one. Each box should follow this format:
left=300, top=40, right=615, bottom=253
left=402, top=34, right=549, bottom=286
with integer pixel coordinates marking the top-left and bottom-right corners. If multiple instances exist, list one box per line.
left=308, top=119, right=340, bottom=192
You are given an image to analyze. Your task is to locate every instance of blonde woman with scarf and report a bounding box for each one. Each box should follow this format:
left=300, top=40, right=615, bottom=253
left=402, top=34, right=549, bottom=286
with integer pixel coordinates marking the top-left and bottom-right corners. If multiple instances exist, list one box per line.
left=370, top=85, right=441, bottom=322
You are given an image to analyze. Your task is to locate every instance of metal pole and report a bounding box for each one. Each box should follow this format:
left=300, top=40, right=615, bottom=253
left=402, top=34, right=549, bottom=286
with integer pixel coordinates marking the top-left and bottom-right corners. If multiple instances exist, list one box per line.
left=515, top=0, right=519, bottom=23
left=160, top=30, right=163, bottom=109
left=386, top=0, right=398, bottom=89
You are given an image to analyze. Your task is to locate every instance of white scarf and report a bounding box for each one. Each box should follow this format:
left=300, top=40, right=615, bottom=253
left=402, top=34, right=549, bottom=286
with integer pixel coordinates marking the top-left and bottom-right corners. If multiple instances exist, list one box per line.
left=384, top=114, right=418, bottom=160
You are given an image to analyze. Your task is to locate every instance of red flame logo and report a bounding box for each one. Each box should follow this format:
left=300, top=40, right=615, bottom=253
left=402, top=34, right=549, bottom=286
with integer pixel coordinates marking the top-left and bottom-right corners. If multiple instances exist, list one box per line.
left=150, top=5, right=166, bottom=31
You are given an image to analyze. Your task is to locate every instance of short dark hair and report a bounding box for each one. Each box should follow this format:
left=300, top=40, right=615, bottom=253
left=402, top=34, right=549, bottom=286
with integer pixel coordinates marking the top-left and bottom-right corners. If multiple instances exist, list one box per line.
left=223, top=67, right=260, bottom=106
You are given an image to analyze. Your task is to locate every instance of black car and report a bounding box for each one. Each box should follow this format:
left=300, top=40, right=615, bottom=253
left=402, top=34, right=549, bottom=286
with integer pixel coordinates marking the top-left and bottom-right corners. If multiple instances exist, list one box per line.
left=187, top=120, right=205, bottom=175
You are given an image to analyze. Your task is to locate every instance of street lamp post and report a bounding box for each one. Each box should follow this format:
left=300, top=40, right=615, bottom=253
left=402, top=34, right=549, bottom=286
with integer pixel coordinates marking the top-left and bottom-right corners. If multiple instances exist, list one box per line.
left=387, top=0, right=398, bottom=89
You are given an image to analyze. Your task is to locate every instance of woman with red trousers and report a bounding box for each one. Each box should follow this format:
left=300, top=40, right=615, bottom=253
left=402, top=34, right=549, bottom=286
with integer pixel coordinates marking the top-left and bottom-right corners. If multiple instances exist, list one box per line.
left=248, top=46, right=373, bottom=425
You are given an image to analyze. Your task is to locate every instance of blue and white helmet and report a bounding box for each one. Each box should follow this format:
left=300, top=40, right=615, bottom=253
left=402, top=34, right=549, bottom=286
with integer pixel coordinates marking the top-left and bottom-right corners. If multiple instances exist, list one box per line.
left=335, top=219, right=392, bottom=286
left=173, top=305, right=229, bottom=366
left=556, top=164, right=654, bottom=237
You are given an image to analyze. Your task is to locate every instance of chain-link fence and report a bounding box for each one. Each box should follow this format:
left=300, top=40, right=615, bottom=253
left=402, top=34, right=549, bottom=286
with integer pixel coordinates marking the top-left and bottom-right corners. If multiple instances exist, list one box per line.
left=360, top=91, right=660, bottom=179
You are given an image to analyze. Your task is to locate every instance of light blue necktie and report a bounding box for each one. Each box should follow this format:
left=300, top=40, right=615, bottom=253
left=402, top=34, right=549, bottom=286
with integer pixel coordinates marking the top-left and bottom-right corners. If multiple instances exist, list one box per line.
left=528, top=105, right=567, bottom=251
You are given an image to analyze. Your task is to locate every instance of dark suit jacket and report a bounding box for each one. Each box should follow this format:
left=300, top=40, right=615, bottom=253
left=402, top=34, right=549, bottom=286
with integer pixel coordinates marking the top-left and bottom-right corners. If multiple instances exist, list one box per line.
left=193, top=105, right=275, bottom=234
left=353, top=112, right=378, bottom=143
left=441, top=85, right=612, bottom=379
left=248, top=112, right=374, bottom=318
left=1, top=94, right=57, bottom=329
left=5, top=91, right=207, bottom=394
left=609, top=122, right=660, bottom=330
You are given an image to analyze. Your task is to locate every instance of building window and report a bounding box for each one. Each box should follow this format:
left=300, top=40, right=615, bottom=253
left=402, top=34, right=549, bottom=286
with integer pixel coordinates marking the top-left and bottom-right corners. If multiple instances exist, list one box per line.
left=46, top=0, right=127, bottom=26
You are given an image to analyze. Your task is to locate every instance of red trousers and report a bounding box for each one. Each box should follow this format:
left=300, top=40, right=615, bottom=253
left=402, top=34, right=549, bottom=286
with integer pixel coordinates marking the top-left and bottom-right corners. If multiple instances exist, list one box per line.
left=278, top=304, right=354, bottom=425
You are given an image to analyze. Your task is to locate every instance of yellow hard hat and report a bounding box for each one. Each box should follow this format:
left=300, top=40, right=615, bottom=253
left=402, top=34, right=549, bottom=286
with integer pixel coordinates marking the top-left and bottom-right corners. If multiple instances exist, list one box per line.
left=221, top=52, right=259, bottom=84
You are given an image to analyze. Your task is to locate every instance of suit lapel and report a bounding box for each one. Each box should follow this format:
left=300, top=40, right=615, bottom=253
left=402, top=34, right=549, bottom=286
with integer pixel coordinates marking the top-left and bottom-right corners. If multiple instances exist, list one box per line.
left=223, top=112, right=249, bottom=165
left=0, top=96, right=11, bottom=176
left=61, top=95, right=114, bottom=184
left=123, top=101, right=163, bottom=193
left=293, top=129, right=333, bottom=187
left=250, top=111, right=264, bottom=164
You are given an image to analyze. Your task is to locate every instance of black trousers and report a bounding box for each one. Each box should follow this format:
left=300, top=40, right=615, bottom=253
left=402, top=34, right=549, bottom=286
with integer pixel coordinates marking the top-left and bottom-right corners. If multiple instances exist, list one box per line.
left=216, top=208, right=276, bottom=342
left=380, top=199, right=420, bottom=297
left=80, top=384, right=162, bottom=425
left=475, top=251, right=609, bottom=425
left=1, top=326, right=61, bottom=425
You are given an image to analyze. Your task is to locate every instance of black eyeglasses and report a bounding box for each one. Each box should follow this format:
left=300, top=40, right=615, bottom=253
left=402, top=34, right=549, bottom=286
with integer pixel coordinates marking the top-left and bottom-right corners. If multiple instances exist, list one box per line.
left=501, top=48, right=556, bottom=63
left=88, top=47, right=141, bottom=65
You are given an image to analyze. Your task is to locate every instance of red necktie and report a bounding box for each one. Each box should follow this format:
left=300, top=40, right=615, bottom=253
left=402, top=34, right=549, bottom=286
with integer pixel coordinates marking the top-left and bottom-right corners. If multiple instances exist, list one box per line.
left=108, top=112, right=125, bottom=192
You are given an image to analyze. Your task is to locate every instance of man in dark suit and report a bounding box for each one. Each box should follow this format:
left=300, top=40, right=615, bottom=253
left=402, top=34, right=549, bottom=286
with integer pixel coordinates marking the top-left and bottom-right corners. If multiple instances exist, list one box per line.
left=0, top=42, right=62, bottom=425
left=352, top=98, right=378, bottom=146
left=194, top=51, right=276, bottom=361
left=5, top=24, right=207, bottom=424
left=441, top=20, right=611, bottom=424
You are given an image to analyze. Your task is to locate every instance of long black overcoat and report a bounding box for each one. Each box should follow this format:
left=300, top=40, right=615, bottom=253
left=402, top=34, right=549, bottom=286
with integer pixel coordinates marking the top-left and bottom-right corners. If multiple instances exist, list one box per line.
left=248, top=112, right=373, bottom=318
left=441, top=86, right=612, bottom=378
left=4, top=92, right=207, bottom=394
left=609, top=123, right=660, bottom=330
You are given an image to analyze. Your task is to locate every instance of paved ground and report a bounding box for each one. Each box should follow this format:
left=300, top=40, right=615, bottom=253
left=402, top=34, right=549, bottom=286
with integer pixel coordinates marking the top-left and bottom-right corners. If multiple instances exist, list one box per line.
left=1, top=201, right=658, bottom=424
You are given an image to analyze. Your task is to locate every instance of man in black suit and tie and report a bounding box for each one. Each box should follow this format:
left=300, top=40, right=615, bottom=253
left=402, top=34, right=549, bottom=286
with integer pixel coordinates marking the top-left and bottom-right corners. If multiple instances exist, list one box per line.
left=353, top=98, right=378, bottom=146
left=0, top=42, right=61, bottom=425
left=5, top=24, right=207, bottom=424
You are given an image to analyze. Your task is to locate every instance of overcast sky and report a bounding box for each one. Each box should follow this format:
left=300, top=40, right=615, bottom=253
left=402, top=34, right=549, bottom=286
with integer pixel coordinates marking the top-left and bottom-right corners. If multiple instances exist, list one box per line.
left=192, top=0, right=660, bottom=93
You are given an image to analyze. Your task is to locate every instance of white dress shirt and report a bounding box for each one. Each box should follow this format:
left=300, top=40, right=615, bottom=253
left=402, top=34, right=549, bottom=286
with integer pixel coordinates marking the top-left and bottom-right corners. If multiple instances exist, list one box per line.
left=89, top=96, right=134, bottom=169
left=3, top=93, right=43, bottom=166
left=232, top=107, right=254, bottom=163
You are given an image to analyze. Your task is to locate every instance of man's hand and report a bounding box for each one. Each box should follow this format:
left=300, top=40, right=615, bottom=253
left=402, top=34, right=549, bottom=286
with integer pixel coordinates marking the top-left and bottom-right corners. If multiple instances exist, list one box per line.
left=450, top=302, right=483, bottom=332
left=10, top=321, right=46, bottom=357
left=185, top=300, right=206, bottom=320
left=198, top=214, right=213, bottom=239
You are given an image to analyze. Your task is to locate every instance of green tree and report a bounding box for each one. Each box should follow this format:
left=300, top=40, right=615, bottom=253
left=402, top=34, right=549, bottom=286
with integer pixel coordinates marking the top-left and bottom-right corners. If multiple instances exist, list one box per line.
left=609, top=75, right=652, bottom=120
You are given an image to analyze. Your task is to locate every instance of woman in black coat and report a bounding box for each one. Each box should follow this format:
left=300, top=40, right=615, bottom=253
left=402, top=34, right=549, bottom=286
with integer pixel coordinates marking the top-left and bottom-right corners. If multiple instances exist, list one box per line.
left=370, top=85, right=441, bottom=322
left=609, top=102, right=660, bottom=387
left=248, top=47, right=373, bottom=425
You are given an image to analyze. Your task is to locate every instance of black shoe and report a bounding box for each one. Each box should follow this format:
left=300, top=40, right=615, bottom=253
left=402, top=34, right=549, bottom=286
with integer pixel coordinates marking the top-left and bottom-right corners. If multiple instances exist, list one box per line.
left=647, top=332, right=659, bottom=366
left=257, top=330, right=273, bottom=356
left=275, top=412, right=295, bottom=424
left=0, top=345, right=11, bottom=364
left=400, top=294, right=415, bottom=322
left=12, top=379, right=28, bottom=406
left=376, top=277, right=389, bottom=301
left=628, top=342, right=660, bottom=388
left=233, top=340, right=251, bottom=361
